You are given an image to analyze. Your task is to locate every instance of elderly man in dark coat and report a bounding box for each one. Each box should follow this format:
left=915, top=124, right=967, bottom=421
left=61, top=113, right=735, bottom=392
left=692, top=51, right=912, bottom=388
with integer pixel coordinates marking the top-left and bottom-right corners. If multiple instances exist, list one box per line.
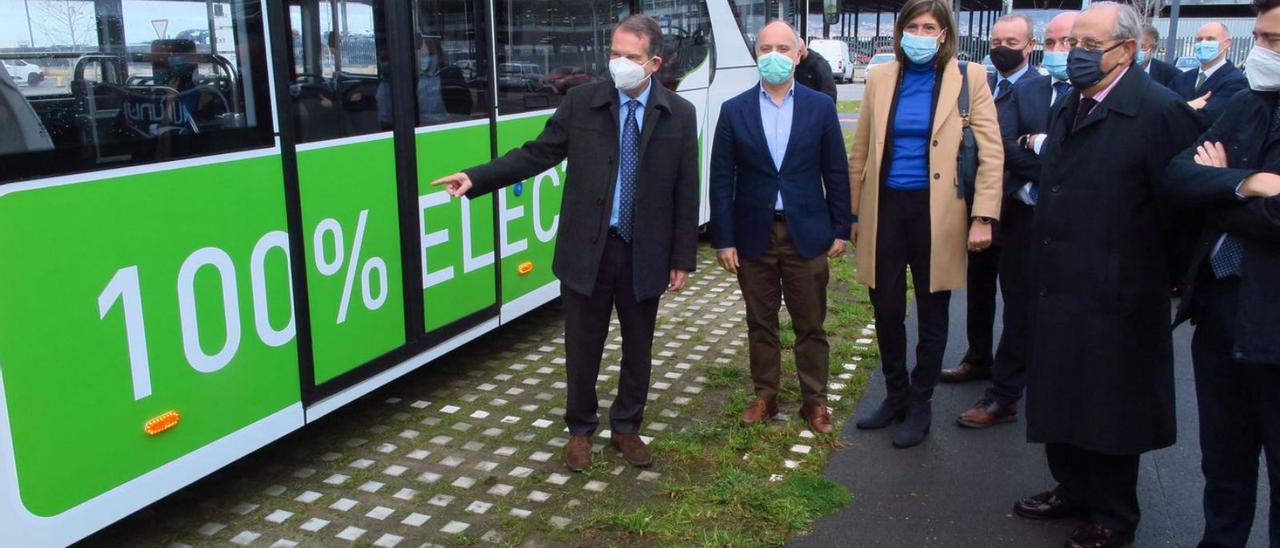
left=1010, top=3, right=1202, bottom=548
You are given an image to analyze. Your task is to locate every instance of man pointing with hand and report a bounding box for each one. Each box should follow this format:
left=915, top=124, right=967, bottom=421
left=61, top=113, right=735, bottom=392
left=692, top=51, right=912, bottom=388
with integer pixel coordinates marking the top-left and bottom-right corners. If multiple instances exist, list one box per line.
left=431, top=15, right=699, bottom=473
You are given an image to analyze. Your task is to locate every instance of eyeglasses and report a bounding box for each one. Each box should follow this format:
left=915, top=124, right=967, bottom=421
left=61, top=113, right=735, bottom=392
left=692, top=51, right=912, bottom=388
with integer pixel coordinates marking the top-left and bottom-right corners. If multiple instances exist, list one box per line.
left=1065, top=37, right=1129, bottom=52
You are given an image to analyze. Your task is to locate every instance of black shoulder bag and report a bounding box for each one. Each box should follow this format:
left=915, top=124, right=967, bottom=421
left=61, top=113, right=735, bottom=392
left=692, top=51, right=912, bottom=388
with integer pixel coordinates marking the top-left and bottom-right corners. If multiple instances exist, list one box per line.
left=955, top=61, right=979, bottom=206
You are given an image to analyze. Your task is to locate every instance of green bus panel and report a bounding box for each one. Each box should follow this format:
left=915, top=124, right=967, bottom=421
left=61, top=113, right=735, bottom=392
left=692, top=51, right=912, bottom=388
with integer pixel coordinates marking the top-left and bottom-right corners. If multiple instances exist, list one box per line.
left=296, top=138, right=407, bottom=384
left=0, top=154, right=301, bottom=516
left=416, top=125, right=498, bottom=331
left=496, top=115, right=565, bottom=304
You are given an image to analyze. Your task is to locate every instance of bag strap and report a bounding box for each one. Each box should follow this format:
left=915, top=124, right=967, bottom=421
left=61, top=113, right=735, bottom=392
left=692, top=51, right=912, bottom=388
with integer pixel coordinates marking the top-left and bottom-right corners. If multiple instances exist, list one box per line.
left=957, top=60, right=971, bottom=127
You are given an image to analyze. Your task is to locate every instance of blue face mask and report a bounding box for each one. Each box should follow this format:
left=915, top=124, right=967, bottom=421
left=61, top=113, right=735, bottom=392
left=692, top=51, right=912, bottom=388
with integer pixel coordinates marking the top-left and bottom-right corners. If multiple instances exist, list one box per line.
left=419, top=57, right=437, bottom=75
left=1136, top=49, right=1149, bottom=66
left=900, top=32, right=938, bottom=65
left=757, top=51, right=795, bottom=85
left=1195, top=40, right=1220, bottom=63
left=1042, top=51, right=1069, bottom=80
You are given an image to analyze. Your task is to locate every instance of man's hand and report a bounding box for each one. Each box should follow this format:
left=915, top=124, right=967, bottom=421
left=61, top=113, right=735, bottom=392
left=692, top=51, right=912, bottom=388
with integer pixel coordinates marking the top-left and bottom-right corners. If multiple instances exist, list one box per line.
left=668, top=269, right=689, bottom=292
left=1194, top=141, right=1229, bottom=168
left=1240, top=172, right=1280, bottom=198
left=1188, top=91, right=1212, bottom=110
left=849, top=222, right=858, bottom=247
left=430, top=172, right=473, bottom=198
left=716, top=248, right=740, bottom=274
left=827, top=239, right=846, bottom=258
left=968, top=220, right=994, bottom=251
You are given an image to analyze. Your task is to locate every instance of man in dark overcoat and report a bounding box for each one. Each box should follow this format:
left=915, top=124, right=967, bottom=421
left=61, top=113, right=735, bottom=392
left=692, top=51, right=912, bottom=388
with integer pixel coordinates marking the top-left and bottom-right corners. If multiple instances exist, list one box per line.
left=1010, top=3, right=1202, bottom=548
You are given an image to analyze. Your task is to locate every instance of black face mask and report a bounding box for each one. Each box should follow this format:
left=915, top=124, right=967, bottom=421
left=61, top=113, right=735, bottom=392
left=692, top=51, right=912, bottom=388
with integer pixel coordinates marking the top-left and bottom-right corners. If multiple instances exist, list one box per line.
left=989, top=46, right=1026, bottom=74
left=1066, top=42, right=1125, bottom=90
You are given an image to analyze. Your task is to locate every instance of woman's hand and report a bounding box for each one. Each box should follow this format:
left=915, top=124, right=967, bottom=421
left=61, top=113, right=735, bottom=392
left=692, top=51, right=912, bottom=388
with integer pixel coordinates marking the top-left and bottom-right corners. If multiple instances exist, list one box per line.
left=968, top=220, right=993, bottom=251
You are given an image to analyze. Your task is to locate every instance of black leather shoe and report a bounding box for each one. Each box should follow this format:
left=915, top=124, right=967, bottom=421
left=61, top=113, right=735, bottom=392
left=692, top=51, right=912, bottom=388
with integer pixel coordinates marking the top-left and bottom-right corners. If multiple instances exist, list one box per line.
left=940, top=360, right=992, bottom=383
left=1014, top=490, right=1086, bottom=520
left=1066, top=524, right=1134, bottom=548
left=892, top=399, right=932, bottom=448
left=855, top=396, right=907, bottom=430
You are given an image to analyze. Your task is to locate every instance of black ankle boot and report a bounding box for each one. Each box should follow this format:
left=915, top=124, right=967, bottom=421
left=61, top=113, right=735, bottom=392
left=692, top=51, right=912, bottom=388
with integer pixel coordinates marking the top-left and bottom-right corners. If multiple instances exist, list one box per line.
left=855, top=394, right=908, bottom=430
left=892, top=399, right=932, bottom=448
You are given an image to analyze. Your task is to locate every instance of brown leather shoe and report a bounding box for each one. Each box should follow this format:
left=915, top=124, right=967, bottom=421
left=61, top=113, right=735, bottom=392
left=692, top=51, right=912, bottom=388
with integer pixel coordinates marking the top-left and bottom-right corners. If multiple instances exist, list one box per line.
left=799, top=404, right=835, bottom=434
left=940, top=360, right=992, bottom=383
left=1014, top=490, right=1086, bottom=521
left=957, top=399, right=1018, bottom=428
left=1066, top=524, right=1134, bottom=548
left=741, top=398, right=779, bottom=425
left=564, top=435, right=592, bottom=472
left=609, top=432, right=653, bottom=467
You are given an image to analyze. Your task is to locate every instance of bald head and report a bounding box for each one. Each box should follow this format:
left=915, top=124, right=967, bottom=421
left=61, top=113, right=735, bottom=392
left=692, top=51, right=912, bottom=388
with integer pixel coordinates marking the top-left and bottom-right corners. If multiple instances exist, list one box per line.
left=1198, top=22, right=1230, bottom=41
left=759, top=20, right=802, bottom=51
left=1194, top=21, right=1231, bottom=66
left=1044, top=11, right=1079, bottom=52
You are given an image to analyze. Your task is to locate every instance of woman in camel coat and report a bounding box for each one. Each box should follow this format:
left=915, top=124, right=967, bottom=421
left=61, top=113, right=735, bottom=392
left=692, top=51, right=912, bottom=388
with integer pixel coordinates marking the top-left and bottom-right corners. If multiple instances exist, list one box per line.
left=847, top=0, right=1003, bottom=448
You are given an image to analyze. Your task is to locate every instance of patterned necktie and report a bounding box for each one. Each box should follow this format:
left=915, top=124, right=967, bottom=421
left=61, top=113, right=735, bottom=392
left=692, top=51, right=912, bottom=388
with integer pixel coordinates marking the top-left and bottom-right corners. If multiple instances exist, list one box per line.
left=617, top=99, right=641, bottom=243
left=1073, top=97, right=1098, bottom=132
left=1209, top=103, right=1280, bottom=277
left=1196, top=71, right=1208, bottom=93
left=1052, top=81, right=1071, bottom=106
left=996, top=79, right=1011, bottom=101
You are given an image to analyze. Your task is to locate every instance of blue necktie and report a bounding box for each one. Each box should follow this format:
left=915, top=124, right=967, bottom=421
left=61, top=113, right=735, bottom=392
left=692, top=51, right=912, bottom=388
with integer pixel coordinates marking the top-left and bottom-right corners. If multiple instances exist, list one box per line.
left=1052, top=81, right=1071, bottom=106
left=617, top=99, right=641, bottom=243
left=996, top=79, right=1011, bottom=101
left=1209, top=103, right=1280, bottom=277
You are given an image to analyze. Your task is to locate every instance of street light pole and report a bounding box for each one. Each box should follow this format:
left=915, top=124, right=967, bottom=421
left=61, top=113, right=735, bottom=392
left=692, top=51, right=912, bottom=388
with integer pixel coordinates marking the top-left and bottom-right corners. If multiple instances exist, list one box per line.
left=1165, top=0, right=1182, bottom=63
left=23, top=0, right=35, bottom=48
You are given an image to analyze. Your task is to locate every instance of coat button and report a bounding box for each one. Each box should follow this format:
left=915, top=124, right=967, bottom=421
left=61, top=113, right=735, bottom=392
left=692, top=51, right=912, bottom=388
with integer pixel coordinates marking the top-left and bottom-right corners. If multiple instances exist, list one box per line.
left=1042, top=237, right=1052, bottom=245
left=1040, top=288, right=1048, bottom=297
left=933, top=173, right=941, bottom=180
left=932, top=140, right=939, bottom=147
left=1051, top=185, right=1061, bottom=193
left=1234, top=351, right=1246, bottom=360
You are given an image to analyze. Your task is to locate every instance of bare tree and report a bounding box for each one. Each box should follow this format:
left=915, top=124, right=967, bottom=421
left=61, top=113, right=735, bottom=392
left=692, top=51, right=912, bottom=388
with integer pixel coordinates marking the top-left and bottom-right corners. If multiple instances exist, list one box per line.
left=1126, top=0, right=1163, bottom=19
left=36, top=0, right=96, bottom=49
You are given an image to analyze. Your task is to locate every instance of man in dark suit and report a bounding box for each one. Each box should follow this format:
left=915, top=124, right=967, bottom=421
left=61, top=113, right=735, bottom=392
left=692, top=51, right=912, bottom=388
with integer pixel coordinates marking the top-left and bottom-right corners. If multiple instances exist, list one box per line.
left=1011, top=4, right=1202, bottom=547
left=1139, top=23, right=1180, bottom=87
left=795, top=42, right=838, bottom=103
left=710, top=20, right=851, bottom=435
left=953, top=10, right=1078, bottom=428
left=1163, top=2, right=1280, bottom=544
left=942, top=13, right=1037, bottom=385
left=1170, top=22, right=1249, bottom=127
left=431, top=15, right=699, bottom=472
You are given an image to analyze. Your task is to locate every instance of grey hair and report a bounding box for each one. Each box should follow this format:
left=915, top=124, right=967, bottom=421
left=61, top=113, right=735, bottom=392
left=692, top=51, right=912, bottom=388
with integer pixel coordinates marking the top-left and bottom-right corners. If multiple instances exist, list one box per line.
left=1084, top=1, right=1142, bottom=41
left=995, top=13, right=1035, bottom=42
left=1142, top=22, right=1160, bottom=42
left=763, top=18, right=804, bottom=49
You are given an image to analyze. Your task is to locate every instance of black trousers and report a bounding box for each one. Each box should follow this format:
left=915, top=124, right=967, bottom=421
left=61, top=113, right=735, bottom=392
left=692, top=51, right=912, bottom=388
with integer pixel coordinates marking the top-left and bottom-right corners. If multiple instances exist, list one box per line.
left=964, top=235, right=1001, bottom=368
left=560, top=233, right=660, bottom=437
left=1190, top=274, right=1280, bottom=548
left=1047, top=443, right=1142, bottom=535
left=987, top=200, right=1033, bottom=405
left=869, top=187, right=952, bottom=401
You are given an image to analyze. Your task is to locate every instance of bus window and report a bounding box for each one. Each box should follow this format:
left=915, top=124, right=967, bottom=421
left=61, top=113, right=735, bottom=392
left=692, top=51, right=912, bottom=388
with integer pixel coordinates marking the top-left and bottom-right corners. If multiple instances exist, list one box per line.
left=285, top=0, right=388, bottom=142
left=411, top=0, right=487, bottom=127
left=640, top=0, right=713, bottom=91
left=730, top=0, right=782, bottom=54
left=493, top=0, right=618, bottom=115
left=0, top=0, right=273, bottom=184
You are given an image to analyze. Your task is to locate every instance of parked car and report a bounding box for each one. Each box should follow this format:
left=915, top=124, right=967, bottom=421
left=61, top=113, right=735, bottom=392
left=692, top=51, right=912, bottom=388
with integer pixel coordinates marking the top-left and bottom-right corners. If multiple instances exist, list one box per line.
left=2, top=59, right=44, bottom=86
left=808, top=38, right=855, bottom=83
left=863, top=53, right=894, bottom=82
left=981, top=54, right=997, bottom=78
left=498, top=62, right=545, bottom=91
left=1176, top=56, right=1199, bottom=72
left=540, top=66, right=594, bottom=94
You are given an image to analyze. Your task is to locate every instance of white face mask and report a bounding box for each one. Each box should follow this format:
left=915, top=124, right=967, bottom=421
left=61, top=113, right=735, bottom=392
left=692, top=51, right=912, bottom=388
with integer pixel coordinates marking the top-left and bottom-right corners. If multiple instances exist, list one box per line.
left=1246, top=45, right=1280, bottom=92
left=609, top=56, right=653, bottom=91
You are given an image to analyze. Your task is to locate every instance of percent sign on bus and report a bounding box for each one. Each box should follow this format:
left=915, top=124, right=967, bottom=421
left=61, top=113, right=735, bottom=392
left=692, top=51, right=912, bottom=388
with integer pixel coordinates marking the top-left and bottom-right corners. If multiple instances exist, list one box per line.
left=312, top=209, right=388, bottom=324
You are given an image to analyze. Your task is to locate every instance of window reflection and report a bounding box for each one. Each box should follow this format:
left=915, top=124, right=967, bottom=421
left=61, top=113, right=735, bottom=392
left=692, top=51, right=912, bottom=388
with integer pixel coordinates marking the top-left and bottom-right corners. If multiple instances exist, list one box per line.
left=494, top=0, right=624, bottom=114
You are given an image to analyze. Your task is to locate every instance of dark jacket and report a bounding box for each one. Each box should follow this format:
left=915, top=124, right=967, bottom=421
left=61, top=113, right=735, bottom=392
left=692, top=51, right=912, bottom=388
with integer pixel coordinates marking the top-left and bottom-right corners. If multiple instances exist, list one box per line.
left=1027, top=67, right=1201, bottom=455
left=1170, top=59, right=1248, bottom=128
left=796, top=50, right=838, bottom=103
left=1164, top=89, right=1280, bottom=365
left=464, top=81, right=700, bottom=301
left=709, top=84, right=852, bottom=261
left=998, top=74, right=1057, bottom=194
left=1148, top=58, right=1180, bottom=88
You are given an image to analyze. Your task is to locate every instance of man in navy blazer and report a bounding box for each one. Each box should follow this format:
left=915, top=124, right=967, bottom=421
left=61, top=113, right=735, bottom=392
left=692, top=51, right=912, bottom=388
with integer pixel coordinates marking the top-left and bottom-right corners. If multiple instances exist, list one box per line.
left=1170, top=22, right=1249, bottom=127
left=1139, top=23, right=1180, bottom=87
left=710, top=20, right=851, bottom=435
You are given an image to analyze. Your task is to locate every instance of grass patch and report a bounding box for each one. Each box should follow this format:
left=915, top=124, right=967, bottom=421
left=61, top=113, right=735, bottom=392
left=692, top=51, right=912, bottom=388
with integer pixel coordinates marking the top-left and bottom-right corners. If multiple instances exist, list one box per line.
left=836, top=99, right=862, bottom=114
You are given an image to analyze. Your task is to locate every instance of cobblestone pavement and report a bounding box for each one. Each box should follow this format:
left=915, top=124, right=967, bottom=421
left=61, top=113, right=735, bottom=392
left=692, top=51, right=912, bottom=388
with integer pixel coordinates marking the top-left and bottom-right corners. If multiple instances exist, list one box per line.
left=80, top=244, right=872, bottom=547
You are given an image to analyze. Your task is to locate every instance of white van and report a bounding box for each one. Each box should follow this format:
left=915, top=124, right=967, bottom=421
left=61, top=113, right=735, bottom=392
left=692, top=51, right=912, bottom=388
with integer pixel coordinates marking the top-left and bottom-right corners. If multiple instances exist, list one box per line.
left=808, top=39, right=854, bottom=83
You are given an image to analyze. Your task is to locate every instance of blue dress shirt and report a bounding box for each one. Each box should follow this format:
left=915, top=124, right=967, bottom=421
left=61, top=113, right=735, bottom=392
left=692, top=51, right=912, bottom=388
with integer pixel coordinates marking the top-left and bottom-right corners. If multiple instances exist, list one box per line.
left=610, top=81, right=653, bottom=227
left=760, top=82, right=795, bottom=210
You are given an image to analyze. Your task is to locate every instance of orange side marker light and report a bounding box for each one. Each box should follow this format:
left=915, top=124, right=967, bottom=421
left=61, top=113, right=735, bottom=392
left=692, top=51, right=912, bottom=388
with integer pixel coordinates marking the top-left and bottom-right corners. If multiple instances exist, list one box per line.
left=517, top=261, right=534, bottom=275
left=145, top=411, right=181, bottom=436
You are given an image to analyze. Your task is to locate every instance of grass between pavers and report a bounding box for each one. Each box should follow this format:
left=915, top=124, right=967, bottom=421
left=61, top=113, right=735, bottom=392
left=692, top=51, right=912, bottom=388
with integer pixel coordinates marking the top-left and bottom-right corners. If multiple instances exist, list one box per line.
left=497, top=250, right=880, bottom=547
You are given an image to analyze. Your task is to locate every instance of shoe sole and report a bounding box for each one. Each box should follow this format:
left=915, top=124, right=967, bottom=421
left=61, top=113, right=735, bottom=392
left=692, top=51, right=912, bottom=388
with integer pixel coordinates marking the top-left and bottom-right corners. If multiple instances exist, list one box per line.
left=564, top=459, right=590, bottom=473
left=956, top=415, right=1018, bottom=429
left=891, top=425, right=931, bottom=448
left=609, top=444, right=653, bottom=467
left=1012, top=506, right=1083, bottom=521
left=855, top=413, right=906, bottom=430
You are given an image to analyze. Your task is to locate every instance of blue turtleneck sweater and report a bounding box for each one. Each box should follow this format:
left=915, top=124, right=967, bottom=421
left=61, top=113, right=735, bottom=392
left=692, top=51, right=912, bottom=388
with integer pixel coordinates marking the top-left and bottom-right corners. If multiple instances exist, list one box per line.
left=886, top=61, right=935, bottom=191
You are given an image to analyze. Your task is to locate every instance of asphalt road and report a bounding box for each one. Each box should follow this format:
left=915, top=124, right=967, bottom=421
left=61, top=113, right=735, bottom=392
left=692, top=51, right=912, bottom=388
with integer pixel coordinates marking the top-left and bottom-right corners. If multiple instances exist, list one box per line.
left=794, top=290, right=1270, bottom=547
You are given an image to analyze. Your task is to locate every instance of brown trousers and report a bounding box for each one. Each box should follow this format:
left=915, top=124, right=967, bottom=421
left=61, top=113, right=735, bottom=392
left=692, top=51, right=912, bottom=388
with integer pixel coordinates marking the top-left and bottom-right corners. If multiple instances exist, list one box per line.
left=736, top=220, right=830, bottom=409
